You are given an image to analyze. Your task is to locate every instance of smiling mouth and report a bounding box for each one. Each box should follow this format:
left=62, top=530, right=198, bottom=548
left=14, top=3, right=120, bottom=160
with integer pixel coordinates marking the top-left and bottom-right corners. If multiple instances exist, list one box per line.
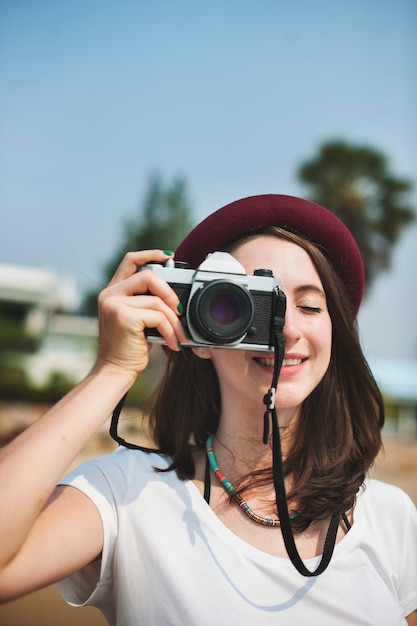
left=255, top=357, right=305, bottom=367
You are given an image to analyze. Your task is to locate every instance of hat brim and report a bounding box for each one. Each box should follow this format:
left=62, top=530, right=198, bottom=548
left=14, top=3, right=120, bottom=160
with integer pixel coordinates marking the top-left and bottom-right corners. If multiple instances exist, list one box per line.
left=175, top=194, right=364, bottom=314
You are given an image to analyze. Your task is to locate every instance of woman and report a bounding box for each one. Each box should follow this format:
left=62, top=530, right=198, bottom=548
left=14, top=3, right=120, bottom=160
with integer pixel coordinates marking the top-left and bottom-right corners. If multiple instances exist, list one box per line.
left=0, top=194, right=416, bottom=624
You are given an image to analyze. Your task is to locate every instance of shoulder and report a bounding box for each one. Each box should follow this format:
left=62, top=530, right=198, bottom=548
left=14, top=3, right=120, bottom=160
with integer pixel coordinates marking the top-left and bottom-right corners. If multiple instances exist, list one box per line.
left=358, top=478, right=417, bottom=527
left=92, top=446, right=171, bottom=473
left=353, top=479, right=417, bottom=600
left=361, top=478, right=415, bottom=505
left=72, top=446, right=171, bottom=474
left=60, top=447, right=173, bottom=504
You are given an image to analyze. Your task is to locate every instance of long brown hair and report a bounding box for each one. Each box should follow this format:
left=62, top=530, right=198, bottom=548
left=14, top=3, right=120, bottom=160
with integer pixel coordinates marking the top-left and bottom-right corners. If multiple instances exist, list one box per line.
left=147, top=227, right=384, bottom=529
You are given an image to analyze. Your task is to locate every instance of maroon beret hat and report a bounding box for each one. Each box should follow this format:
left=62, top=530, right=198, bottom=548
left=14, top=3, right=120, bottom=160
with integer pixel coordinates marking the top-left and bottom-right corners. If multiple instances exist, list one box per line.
left=175, top=194, right=364, bottom=314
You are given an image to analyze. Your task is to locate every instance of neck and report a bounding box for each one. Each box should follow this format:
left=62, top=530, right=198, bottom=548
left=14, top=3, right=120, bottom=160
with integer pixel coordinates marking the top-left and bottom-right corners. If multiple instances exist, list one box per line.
left=214, top=408, right=296, bottom=476
left=212, top=430, right=271, bottom=476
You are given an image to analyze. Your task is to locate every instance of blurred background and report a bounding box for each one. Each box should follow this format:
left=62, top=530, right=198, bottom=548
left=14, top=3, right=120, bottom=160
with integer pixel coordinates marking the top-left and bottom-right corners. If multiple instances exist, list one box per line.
left=1, top=1, right=416, bottom=624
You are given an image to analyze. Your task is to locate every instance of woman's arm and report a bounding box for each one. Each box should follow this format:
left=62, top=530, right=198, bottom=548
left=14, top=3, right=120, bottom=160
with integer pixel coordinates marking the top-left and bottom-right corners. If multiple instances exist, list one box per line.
left=407, top=610, right=417, bottom=626
left=0, top=250, right=186, bottom=602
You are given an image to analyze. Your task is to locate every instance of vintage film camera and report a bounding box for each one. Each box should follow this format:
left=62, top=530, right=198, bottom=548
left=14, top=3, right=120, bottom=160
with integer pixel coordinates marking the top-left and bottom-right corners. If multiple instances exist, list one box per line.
left=141, top=251, right=283, bottom=351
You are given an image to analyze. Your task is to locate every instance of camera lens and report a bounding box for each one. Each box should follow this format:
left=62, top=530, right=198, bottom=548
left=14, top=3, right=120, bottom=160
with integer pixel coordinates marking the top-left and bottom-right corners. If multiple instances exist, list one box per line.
left=209, top=295, right=240, bottom=325
left=189, top=280, right=255, bottom=344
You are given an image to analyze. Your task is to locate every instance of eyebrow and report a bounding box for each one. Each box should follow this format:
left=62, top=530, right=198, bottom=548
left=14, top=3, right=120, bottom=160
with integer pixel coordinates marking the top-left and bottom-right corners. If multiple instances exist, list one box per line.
left=294, top=284, right=326, bottom=298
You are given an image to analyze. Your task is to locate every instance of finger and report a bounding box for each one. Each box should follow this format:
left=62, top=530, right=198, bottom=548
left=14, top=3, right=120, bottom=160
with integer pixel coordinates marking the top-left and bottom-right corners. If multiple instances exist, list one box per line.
left=125, top=294, right=188, bottom=344
left=135, top=309, right=185, bottom=352
left=108, top=250, right=174, bottom=285
left=105, top=269, right=183, bottom=317
left=99, top=291, right=188, bottom=347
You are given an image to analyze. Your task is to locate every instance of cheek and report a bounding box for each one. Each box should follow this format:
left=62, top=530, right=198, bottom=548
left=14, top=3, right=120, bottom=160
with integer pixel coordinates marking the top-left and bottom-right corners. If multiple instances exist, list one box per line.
left=322, top=321, right=333, bottom=362
left=311, top=317, right=332, bottom=361
left=209, top=351, right=250, bottom=381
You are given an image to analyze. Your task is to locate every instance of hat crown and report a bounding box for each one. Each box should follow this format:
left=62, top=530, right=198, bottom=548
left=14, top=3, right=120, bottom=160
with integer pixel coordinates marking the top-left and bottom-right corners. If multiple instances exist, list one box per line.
left=175, top=194, right=364, bottom=314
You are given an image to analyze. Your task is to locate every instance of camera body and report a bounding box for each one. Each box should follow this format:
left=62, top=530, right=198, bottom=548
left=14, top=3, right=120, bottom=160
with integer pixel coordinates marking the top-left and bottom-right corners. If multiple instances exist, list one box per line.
left=141, top=251, right=282, bottom=351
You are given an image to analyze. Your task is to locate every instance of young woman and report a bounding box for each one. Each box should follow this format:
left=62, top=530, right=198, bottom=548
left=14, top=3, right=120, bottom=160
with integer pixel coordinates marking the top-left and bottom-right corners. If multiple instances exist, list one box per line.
left=0, top=195, right=416, bottom=625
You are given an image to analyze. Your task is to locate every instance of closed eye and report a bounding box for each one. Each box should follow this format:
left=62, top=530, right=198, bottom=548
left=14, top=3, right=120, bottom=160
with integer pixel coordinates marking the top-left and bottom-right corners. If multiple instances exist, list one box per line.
left=294, top=285, right=327, bottom=314
left=297, top=305, right=322, bottom=314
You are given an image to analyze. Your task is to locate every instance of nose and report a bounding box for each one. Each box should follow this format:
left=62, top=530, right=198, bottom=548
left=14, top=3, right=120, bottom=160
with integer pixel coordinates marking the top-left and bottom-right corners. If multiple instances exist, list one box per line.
left=282, top=306, right=301, bottom=346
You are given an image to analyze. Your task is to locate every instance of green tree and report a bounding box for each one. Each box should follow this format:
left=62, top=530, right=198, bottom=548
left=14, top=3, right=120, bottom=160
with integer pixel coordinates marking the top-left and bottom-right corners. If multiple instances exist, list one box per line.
left=83, top=174, right=194, bottom=315
left=297, top=140, right=415, bottom=289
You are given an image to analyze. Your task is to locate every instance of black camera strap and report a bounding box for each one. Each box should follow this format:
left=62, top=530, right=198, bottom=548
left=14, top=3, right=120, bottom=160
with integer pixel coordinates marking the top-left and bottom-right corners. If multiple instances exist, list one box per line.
left=109, top=393, right=159, bottom=453
left=110, top=286, right=340, bottom=576
left=263, top=287, right=340, bottom=577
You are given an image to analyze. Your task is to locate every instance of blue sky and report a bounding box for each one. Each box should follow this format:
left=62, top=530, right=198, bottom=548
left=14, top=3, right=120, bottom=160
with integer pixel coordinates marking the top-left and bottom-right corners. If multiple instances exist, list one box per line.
left=1, top=0, right=416, bottom=359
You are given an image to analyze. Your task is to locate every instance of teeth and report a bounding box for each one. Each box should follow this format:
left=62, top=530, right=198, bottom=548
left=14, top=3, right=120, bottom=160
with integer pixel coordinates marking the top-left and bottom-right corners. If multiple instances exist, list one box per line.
left=283, top=358, right=303, bottom=366
left=257, top=357, right=303, bottom=367
left=258, top=357, right=275, bottom=367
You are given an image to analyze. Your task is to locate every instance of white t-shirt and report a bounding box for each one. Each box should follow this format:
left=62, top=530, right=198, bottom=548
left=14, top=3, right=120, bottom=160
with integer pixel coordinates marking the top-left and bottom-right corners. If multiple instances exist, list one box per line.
left=57, top=447, right=417, bottom=626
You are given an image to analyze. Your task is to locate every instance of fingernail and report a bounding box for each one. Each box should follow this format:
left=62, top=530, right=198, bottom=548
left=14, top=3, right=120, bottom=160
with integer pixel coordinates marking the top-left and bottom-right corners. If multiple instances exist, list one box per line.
left=163, top=249, right=175, bottom=256
left=177, top=302, right=184, bottom=314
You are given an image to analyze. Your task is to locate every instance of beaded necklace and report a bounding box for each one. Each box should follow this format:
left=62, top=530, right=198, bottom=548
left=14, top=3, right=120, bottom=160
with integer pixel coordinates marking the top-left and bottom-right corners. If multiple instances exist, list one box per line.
left=206, top=435, right=298, bottom=527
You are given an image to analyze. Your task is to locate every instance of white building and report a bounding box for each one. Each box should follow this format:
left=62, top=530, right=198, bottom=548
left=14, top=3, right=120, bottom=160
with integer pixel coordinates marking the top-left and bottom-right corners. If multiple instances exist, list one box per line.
left=0, top=263, right=98, bottom=387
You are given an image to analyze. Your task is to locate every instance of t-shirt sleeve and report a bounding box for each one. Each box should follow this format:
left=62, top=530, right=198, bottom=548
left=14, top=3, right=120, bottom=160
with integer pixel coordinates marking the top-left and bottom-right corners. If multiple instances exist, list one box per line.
left=55, top=456, right=119, bottom=614
left=397, top=489, right=417, bottom=617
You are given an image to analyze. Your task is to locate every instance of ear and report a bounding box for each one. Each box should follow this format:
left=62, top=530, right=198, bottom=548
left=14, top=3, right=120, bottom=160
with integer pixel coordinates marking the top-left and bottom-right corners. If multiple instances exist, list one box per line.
left=191, top=346, right=213, bottom=360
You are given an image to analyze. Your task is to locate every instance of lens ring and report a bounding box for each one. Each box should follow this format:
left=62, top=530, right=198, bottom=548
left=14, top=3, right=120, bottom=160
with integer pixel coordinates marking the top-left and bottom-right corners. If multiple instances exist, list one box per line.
left=189, top=281, right=255, bottom=344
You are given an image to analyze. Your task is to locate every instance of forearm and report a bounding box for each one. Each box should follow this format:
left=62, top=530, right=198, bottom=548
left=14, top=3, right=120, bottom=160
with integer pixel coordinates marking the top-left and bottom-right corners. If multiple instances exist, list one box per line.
left=0, top=248, right=184, bottom=572
left=0, top=365, right=134, bottom=568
